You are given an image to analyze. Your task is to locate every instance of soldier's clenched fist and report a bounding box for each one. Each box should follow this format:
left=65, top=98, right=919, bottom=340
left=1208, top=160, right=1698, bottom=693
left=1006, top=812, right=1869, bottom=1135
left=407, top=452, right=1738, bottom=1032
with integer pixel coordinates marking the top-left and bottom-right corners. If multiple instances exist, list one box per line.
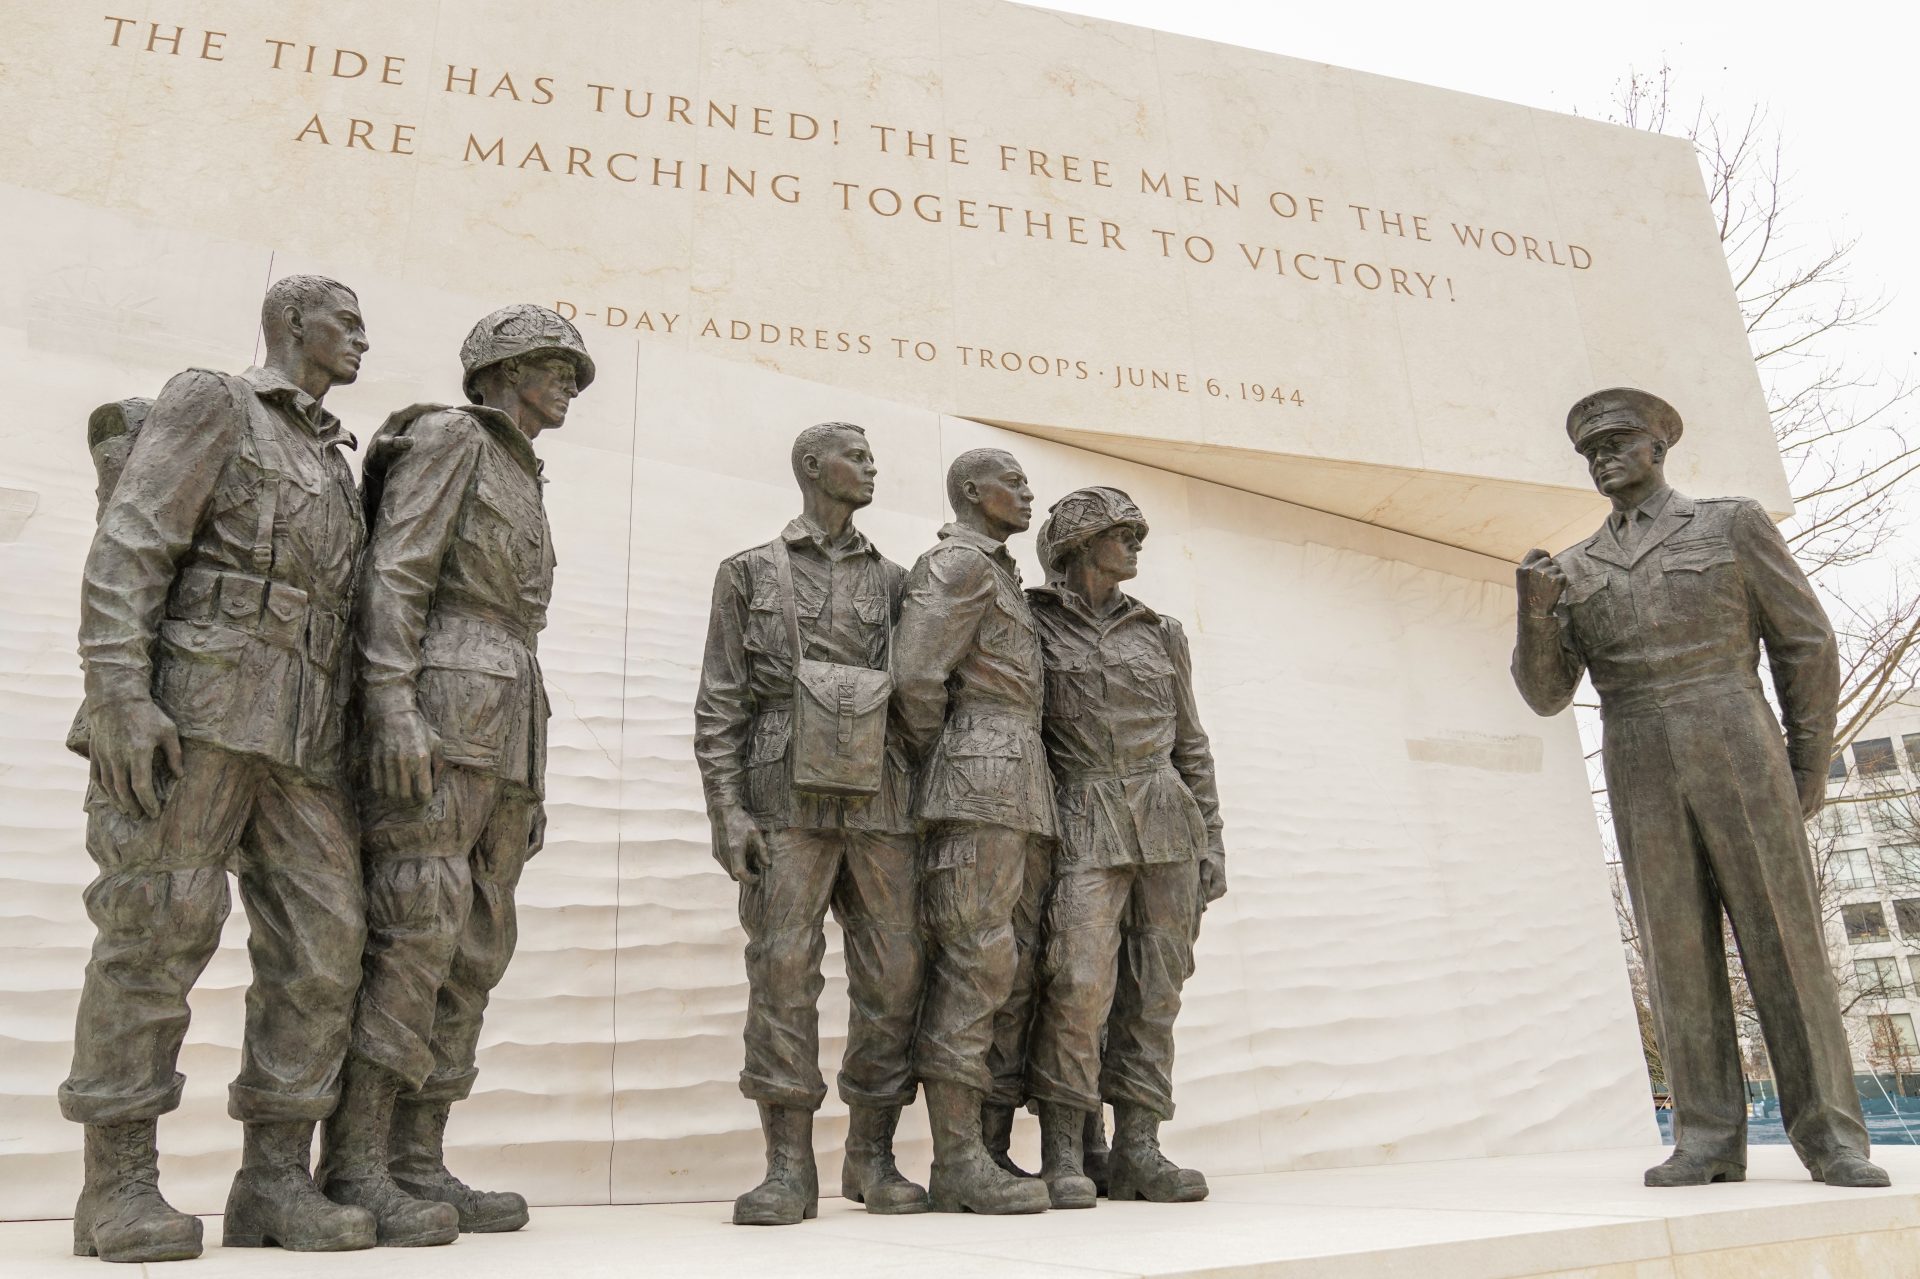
left=1516, top=548, right=1568, bottom=618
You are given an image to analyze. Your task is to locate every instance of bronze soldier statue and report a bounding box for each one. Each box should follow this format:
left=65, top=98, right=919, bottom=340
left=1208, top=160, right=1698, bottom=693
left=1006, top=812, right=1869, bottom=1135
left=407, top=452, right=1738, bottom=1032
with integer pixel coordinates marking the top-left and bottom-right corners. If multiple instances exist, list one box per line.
left=694, top=422, right=927, bottom=1225
left=63, top=276, right=376, bottom=1261
left=892, top=448, right=1055, bottom=1215
left=1513, top=387, right=1888, bottom=1189
left=321, top=304, right=591, bottom=1243
left=1024, top=488, right=1224, bottom=1208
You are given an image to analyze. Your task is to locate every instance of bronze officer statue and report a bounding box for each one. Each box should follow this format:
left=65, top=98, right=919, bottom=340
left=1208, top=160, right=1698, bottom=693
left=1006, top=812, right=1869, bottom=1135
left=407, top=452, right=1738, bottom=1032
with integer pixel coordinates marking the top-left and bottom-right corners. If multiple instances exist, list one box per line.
left=694, top=422, right=927, bottom=1225
left=64, top=277, right=376, bottom=1261
left=1513, top=388, right=1888, bottom=1189
left=321, top=305, right=592, bottom=1242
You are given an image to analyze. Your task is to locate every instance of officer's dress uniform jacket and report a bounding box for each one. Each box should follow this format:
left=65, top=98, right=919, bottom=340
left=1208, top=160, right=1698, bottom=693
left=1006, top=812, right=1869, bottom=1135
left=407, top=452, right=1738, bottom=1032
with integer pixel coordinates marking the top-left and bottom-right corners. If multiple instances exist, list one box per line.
left=1513, top=486, right=1869, bottom=1169
left=62, top=365, right=368, bottom=1126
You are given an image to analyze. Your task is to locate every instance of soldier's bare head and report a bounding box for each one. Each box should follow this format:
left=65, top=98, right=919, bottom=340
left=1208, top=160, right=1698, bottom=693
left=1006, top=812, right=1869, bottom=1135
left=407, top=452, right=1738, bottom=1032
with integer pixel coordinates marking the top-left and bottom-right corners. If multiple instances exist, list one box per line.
left=947, top=448, right=1033, bottom=541
left=792, top=422, right=877, bottom=511
left=260, top=275, right=366, bottom=397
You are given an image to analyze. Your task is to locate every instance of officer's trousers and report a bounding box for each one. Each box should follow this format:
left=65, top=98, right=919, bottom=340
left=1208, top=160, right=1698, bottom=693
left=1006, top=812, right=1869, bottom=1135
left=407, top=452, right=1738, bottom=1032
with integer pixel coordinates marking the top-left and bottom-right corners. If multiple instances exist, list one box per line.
left=60, top=742, right=365, bottom=1125
left=1608, top=690, right=1869, bottom=1171
left=737, top=828, right=923, bottom=1110
left=917, top=823, right=1051, bottom=1097
left=351, top=764, right=536, bottom=1102
left=1027, top=859, right=1200, bottom=1120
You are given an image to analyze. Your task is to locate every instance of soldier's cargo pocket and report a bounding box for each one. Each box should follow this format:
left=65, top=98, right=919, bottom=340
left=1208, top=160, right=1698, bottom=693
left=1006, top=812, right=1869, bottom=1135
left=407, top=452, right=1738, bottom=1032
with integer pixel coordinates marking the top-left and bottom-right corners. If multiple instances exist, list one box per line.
left=944, top=723, right=1020, bottom=810
left=154, top=621, right=248, bottom=733
left=419, top=633, right=517, bottom=763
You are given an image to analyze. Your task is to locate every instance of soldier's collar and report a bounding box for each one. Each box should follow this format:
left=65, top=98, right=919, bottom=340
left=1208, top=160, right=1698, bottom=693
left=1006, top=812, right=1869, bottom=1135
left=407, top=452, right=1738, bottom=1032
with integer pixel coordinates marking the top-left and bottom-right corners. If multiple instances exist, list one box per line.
left=1029, top=582, right=1157, bottom=626
left=462, top=403, right=544, bottom=479
left=241, top=365, right=354, bottom=449
left=1610, top=483, right=1674, bottom=525
left=783, top=514, right=874, bottom=558
left=937, top=521, right=1016, bottom=563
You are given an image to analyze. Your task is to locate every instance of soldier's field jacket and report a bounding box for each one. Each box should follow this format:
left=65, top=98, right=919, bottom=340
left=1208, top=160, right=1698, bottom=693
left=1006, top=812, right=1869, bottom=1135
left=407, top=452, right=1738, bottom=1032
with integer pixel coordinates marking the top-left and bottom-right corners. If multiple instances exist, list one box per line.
left=693, top=517, right=913, bottom=834
left=892, top=523, right=1058, bottom=842
left=1028, top=586, right=1223, bottom=872
left=1512, top=488, right=1839, bottom=782
left=78, top=366, right=363, bottom=783
left=357, top=405, right=553, bottom=794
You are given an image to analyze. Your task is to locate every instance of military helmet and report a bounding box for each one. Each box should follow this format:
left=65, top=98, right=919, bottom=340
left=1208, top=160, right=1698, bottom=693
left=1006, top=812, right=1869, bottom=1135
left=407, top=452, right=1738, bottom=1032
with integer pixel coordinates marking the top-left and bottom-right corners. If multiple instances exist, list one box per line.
left=459, top=304, right=596, bottom=403
left=1042, top=486, right=1149, bottom=572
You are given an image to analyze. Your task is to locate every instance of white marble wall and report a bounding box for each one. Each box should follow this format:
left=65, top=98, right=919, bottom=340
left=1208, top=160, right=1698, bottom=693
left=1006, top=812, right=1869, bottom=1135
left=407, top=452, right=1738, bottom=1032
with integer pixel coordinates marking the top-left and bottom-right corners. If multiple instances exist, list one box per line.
left=0, top=0, right=1780, bottom=559
left=0, top=188, right=1654, bottom=1220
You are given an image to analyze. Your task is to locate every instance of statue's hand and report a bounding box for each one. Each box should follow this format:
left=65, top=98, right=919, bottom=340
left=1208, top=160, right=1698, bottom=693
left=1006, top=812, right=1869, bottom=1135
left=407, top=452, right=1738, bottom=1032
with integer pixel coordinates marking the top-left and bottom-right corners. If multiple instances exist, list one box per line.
left=1516, top=548, right=1569, bottom=617
left=1795, top=768, right=1827, bottom=822
left=712, top=805, right=766, bottom=886
left=1199, top=853, right=1228, bottom=906
left=527, top=801, right=547, bottom=856
left=368, top=708, right=442, bottom=804
left=89, top=697, right=183, bottom=819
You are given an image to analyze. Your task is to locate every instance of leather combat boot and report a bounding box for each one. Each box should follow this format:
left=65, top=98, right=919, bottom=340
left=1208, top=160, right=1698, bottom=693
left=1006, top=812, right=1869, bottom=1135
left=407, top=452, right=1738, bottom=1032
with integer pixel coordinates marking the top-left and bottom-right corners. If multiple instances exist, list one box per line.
left=1643, top=1150, right=1745, bottom=1187
left=840, top=1103, right=928, bottom=1214
left=1108, top=1102, right=1208, bottom=1203
left=1814, top=1152, right=1892, bottom=1188
left=223, top=1121, right=377, bottom=1251
left=1037, top=1102, right=1097, bottom=1209
left=72, top=1120, right=203, bottom=1262
left=981, top=1101, right=1036, bottom=1178
left=1083, top=1107, right=1112, bottom=1197
left=317, top=1061, right=458, bottom=1246
left=390, top=1098, right=530, bottom=1232
left=925, top=1081, right=1050, bottom=1215
left=734, top=1103, right=818, bottom=1225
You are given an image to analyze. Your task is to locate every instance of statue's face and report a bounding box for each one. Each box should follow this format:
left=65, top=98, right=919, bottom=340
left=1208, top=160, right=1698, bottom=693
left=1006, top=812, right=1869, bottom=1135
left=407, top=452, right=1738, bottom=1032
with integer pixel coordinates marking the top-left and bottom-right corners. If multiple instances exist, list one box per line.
left=1581, top=427, right=1662, bottom=497
left=1084, top=524, right=1141, bottom=581
left=514, top=354, right=581, bottom=431
left=298, top=290, right=368, bottom=386
left=809, top=429, right=878, bottom=508
left=968, top=454, right=1033, bottom=533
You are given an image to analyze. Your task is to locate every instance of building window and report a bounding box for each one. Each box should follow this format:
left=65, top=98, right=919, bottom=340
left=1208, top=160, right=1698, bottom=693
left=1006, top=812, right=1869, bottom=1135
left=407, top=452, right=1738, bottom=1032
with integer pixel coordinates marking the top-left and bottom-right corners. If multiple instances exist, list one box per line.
left=1831, top=753, right=1850, bottom=780
left=1857, top=957, right=1905, bottom=997
left=1845, top=902, right=1891, bottom=943
left=1857, top=737, right=1898, bottom=776
left=1884, top=846, right=1920, bottom=889
left=1869, top=799, right=1909, bottom=835
left=1823, top=804, right=1863, bottom=836
left=1833, top=848, right=1876, bottom=890
left=1868, top=1013, right=1920, bottom=1067
left=1894, top=899, right=1920, bottom=937
left=1904, top=734, right=1920, bottom=770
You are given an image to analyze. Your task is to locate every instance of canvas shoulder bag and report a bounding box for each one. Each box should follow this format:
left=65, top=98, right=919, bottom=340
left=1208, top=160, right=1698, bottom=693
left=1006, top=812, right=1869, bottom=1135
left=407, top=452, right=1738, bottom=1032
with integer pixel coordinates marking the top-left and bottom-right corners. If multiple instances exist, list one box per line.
left=772, top=537, right=892, bottom=797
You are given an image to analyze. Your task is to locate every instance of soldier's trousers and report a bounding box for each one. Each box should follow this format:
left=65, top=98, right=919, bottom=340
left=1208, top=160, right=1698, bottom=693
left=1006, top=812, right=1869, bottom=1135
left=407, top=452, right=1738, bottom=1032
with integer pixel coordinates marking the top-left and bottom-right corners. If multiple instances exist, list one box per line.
left=917, top=823, right=1052, bottom=1097
left=1607, top=691, right=1869, bottom=1170
left=351, top=764, right=536, bottom=1101
left=1028, top=859, right=1200, bottom=1120
left=985, top=836, right=1055, bottom=1107
left=738, top=828, right=922, bottom=1110
left=60, top=742, right=365, bottom=1125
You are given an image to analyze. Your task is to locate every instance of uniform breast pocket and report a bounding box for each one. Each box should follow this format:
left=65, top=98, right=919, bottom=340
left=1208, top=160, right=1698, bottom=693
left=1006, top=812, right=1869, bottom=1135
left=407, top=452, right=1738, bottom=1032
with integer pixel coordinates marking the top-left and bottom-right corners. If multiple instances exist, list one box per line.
left=1045, top=654, right=1099, bottom=719
left=1660, top=539, right=1739, bottom=618
left=1119, top=645, right=1176, bottom=706
left=1564, top=574, right=1618, bottom=646
left=474, top=472, right=542, bottom=577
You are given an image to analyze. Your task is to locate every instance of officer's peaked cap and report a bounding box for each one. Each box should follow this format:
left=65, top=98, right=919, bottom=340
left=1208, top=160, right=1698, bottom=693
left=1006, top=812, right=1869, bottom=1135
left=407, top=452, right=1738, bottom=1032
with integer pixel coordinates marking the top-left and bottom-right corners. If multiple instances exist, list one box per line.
left=1566, top=387, right=1683, bottom=452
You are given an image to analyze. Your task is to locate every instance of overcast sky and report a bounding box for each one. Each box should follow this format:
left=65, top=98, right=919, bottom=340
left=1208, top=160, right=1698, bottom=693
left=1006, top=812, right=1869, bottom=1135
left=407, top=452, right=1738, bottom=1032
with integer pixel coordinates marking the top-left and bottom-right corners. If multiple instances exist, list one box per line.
left=1040, top=0, right=1916, bottom=412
